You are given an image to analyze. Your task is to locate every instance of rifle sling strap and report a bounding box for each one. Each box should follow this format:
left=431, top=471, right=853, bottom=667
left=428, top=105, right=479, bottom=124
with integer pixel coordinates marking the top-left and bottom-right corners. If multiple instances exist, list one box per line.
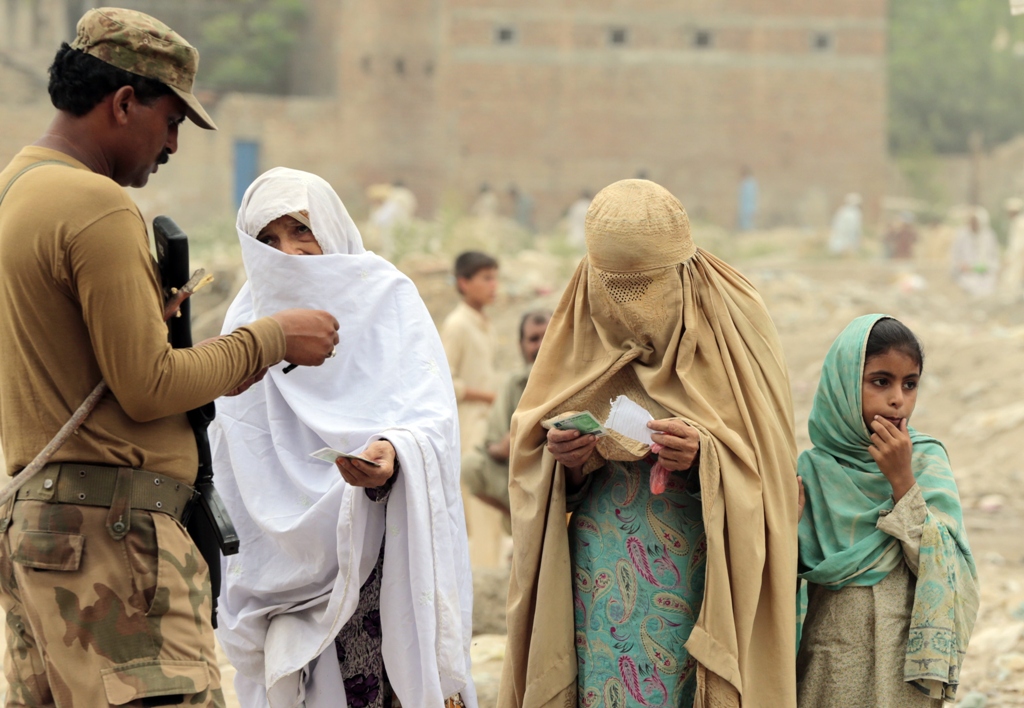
left=0, top=159, right=74, bottom=210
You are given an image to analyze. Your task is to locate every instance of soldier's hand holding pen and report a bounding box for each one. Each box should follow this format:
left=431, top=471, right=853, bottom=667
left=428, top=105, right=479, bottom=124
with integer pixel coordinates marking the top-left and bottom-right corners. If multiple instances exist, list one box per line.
left=270, top=309, right=340, bottom=370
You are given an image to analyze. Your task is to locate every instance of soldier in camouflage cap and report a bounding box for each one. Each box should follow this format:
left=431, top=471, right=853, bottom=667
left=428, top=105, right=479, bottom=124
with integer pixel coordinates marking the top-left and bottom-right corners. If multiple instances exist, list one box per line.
left=71, top=6, right=217, bottom=130
left=0, top=5, right=342, bottom=708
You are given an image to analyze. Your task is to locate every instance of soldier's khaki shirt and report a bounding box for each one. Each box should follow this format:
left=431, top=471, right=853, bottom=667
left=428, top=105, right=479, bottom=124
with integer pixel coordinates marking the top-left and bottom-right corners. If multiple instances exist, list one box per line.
left=0, top=147, right=285, bottom=484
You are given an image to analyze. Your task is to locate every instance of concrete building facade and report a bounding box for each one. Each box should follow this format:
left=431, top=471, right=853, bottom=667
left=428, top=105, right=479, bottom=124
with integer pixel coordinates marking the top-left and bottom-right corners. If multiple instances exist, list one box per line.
left=0, top=0, right=887, bottom=233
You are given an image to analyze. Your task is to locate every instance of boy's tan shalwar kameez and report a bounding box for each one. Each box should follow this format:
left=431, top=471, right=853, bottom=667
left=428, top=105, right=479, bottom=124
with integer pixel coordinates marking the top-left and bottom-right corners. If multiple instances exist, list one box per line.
left=441, top=301, right=506, bottom=568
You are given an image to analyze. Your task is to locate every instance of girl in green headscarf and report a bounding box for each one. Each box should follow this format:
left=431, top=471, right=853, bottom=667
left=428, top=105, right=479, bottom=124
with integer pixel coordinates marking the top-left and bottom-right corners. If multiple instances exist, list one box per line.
left=797, top=315, right=978, bottom=708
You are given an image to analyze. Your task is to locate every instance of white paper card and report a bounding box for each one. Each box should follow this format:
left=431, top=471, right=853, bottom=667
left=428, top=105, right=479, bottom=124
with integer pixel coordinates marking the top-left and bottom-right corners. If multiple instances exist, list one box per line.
left=605, top=395, right=655, bottom=445
left=1013, top=0, right=1024, bottom=15
left=309, top=447, right=381, bottom=467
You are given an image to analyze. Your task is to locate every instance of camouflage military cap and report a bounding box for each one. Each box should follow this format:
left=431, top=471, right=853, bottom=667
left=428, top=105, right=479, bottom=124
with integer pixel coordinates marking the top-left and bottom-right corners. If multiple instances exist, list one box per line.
left=70, top=7, right=217, bottom=130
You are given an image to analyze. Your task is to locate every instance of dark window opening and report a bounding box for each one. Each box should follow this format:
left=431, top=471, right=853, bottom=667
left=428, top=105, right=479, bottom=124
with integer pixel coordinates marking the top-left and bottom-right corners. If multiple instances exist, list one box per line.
left=361, top=55, right=372, bottom=73
left=693, top=30, right=713, bottom=48
left=424, top=60, right=435, bottom=75
left=812, top=32, right=834, bottom=52
left=609, top=27, right=628, bottom=46
left=495, top=25, right=516, bottom=44
left=395, top=58, right=405, bottom=74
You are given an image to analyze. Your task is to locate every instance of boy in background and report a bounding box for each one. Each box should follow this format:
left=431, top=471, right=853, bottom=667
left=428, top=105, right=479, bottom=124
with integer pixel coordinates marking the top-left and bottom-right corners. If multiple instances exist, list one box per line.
left=441, top=251, right=501, bottom=567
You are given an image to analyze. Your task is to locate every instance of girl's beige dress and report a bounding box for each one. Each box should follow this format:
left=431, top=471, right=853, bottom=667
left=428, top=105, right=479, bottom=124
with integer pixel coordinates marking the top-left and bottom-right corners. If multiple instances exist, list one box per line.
left=797, top=485, right=942, bottom=708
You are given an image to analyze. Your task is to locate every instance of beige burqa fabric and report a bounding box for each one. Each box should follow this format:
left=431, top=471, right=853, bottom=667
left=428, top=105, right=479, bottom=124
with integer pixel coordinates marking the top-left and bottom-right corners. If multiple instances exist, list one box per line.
left=498, top=180, right=799, bottom=708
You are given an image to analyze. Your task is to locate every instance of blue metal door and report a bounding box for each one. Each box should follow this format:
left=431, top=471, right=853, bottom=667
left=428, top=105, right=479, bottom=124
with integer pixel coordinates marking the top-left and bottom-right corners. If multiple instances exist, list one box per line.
left=233, top=140, right=260, bottom=207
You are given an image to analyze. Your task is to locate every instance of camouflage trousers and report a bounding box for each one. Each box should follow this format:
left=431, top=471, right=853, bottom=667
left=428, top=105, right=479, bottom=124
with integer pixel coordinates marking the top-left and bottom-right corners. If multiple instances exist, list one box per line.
left=0, top=500, right=224, bottom=707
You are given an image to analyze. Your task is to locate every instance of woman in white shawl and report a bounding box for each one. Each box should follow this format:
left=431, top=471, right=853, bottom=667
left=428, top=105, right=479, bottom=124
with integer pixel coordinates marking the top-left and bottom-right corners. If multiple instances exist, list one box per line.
left=210, top=167, right=476, bottom=708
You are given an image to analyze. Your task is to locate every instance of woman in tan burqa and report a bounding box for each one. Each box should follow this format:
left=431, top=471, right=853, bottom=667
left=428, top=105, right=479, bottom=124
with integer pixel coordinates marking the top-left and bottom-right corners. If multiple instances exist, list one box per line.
left=499, top=179, right=799, bottom=708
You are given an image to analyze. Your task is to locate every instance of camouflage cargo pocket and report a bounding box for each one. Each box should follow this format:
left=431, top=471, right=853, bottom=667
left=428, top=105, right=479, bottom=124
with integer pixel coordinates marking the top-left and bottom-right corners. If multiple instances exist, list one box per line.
left=11, top=530, right=84, bottom=571
left=100, top=658, right=209, bottom=706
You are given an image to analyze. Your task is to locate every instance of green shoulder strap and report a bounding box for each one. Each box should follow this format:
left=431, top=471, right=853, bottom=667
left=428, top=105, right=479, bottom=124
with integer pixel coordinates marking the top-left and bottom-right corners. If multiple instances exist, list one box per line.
left=0, top=159, right=73, bottom=210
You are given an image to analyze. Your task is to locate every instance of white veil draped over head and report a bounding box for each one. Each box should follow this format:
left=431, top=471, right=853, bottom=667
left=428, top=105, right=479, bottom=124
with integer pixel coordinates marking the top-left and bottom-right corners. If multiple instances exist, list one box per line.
left=211, top=167, right=476, bottom=708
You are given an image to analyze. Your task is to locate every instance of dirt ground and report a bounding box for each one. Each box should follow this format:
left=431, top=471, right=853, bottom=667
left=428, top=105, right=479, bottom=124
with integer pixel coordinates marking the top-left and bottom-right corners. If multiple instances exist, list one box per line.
left=1, top=224, right=1023, bottom=706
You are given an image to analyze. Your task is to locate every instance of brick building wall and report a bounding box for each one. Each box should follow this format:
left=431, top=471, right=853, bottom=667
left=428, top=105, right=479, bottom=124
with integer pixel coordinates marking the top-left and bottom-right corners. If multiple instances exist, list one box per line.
left=0, top=0, right=888, bottom=232
left=426, top=0, right=888, bottom=226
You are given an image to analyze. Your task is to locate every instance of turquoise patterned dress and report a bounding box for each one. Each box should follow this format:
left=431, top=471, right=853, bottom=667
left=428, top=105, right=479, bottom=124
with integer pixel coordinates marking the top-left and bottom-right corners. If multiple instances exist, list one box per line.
left=568, top=458, right=706, bottom=708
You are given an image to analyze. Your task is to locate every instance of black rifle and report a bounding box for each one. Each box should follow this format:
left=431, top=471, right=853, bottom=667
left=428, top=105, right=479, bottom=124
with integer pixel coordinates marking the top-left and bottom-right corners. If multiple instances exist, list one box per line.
left=154, top=215, right=240, bottom=629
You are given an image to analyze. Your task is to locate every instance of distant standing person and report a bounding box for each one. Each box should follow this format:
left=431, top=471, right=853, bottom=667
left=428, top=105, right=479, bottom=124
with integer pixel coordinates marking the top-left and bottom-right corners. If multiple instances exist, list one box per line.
left=462, top=309, right=551, bottom=531
left=367, top=181, right=416, bottom=259
left=950, top=207, right=1000, bottom=297
left=828, top=193, right=863, bottom=255
left=509, top=184, right=535, bottom=232
left=737, top=165, right=758, bottom=231
left=1000, top=197, right=1024, bottom=301
left=567, top=190, right=592, bottom=249
left=471, top=183, right=499, bottom=219
left=884, top=212, right=917, bottom=260
left=441, top=252, right=503, bottom=567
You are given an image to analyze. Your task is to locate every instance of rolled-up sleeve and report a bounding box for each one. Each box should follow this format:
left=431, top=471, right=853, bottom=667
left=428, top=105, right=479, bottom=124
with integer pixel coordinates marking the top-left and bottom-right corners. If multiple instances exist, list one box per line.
left=876, top=483, right=928, bottom=575
left=68, top=209, right=286, bottom=422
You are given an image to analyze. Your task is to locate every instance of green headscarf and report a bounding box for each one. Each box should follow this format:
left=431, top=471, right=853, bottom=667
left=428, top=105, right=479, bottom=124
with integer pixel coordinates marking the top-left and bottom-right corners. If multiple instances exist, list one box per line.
left=798, top=314, right=978, bottom=700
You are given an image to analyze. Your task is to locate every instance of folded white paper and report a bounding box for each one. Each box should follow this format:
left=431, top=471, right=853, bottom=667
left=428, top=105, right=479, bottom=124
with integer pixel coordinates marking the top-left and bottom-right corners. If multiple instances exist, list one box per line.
left=605, top=395, right=655, bottom=445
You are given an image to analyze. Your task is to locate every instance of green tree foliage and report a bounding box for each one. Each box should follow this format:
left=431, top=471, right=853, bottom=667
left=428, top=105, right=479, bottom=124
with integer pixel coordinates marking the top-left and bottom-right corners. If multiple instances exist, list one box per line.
left=200, top=0, right=306, bottom=94
left=890, top=0, right=1024, bottom=155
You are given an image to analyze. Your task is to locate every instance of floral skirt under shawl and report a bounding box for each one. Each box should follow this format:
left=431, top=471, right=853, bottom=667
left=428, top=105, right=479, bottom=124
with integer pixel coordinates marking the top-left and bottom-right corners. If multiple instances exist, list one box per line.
left=569, top=458, right=706, bottom=707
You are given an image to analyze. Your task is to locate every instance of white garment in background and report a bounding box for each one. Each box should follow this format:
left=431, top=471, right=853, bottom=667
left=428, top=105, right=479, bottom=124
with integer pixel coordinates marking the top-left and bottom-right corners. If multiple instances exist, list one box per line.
left=211, top=168, right=477, bottom=708
left=567, top=197, right=591, bottom=248
left=369, top=186, right=417, bottom=258
left=951, top=222, right=1000, bottom=297
left=1001, top=212, right=1024, bottom=299
left=828, top=204, right=862, bottom=255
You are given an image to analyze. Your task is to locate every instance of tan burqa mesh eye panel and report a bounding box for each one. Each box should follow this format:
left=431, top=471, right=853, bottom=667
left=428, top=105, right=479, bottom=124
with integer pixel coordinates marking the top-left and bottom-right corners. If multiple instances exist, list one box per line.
left=596, top=270, right=654, bottom=303
left=501, top=179, right=798, bottom=708
left=589, top=264, right=682, bottom=351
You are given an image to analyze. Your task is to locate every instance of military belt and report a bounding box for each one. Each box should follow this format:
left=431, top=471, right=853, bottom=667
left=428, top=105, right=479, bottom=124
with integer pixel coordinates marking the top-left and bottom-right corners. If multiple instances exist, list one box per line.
left=16, top=463, right=194, bottom=525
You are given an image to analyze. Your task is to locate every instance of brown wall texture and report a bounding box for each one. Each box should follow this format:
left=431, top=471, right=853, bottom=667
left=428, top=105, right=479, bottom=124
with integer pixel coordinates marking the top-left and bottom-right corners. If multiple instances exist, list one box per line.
left=0, top=0, right=888, bottom=232
left=331, top=0, right=887, bottom=227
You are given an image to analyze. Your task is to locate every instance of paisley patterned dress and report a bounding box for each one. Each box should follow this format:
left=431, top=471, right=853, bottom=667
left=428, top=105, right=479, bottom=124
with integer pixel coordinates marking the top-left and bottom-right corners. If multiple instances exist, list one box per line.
left=568, top=458, right=706, bottom=708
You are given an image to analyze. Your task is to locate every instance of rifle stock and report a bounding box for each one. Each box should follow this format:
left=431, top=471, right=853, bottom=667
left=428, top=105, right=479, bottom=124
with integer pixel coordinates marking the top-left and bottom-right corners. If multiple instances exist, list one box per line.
left=154, top=215, right=239, bottom=628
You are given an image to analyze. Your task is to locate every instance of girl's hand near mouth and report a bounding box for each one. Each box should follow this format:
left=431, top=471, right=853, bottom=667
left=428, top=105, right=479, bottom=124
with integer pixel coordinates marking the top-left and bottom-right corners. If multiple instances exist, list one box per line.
left=868, top=415, right=915, bottom=501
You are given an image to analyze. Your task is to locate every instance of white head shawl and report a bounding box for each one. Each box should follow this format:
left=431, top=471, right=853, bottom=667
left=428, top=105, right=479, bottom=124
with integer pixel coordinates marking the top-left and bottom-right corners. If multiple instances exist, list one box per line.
left=212, top=167, right=476, bottom=708
left=236, top=167, right=364, bottom=255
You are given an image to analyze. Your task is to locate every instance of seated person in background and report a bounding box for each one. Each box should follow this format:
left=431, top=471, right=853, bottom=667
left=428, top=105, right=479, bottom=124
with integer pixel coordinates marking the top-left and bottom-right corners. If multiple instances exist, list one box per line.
left=463, top=309, right=551, bottom=531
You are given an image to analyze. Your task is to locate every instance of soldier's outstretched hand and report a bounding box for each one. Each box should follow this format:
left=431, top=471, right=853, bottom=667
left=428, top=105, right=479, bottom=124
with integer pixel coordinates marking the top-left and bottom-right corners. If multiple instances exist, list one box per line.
left=270, top=309, right=340, bottom=366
